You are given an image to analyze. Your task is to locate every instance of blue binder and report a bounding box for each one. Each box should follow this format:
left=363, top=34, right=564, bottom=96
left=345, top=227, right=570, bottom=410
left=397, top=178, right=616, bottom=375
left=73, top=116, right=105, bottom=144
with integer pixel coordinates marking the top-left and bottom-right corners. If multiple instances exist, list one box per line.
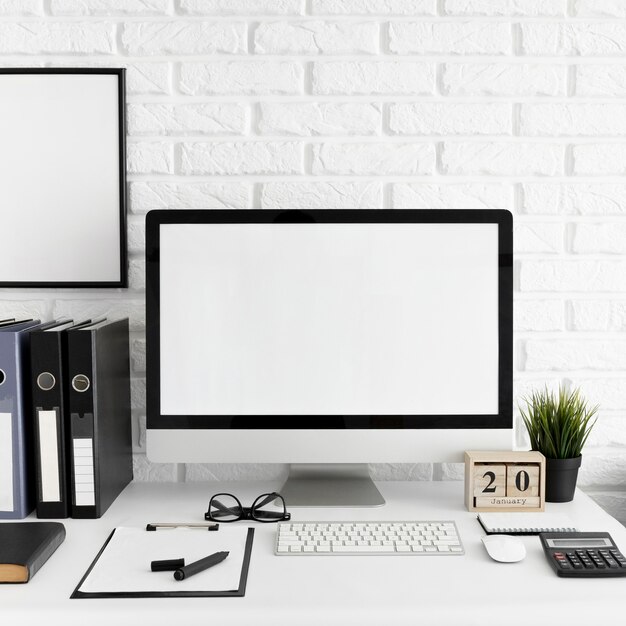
left=0, top=320, right=42, bottom=519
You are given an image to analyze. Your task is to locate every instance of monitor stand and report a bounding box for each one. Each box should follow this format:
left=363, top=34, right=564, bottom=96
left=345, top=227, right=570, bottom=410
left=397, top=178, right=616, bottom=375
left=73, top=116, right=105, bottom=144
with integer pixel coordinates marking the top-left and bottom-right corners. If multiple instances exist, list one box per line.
left=279, top=464, right=385, bottom=507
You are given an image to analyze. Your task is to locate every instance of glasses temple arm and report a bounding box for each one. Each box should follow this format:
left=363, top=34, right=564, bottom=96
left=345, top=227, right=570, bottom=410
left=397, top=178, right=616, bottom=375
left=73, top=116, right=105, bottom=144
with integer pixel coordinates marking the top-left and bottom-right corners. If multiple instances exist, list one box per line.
left=210, top=499, right=241, bottom=516
left=254, top=493, right=281, bottom=508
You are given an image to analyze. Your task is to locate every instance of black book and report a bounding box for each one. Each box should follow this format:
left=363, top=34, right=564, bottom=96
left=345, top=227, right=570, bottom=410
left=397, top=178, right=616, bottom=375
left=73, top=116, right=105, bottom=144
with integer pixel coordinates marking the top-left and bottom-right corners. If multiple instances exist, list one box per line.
left=67, top=318, right=132, bottom=518
left=0, top=522, right=65, bottom=583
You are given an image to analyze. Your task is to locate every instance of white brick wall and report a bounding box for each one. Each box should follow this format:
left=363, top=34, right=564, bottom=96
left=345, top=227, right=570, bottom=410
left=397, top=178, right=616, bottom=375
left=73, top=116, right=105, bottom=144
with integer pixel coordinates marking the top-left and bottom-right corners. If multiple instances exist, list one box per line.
left=2, top=1, right=626, bottom=523
left=442, top=63, right=567, bottom=96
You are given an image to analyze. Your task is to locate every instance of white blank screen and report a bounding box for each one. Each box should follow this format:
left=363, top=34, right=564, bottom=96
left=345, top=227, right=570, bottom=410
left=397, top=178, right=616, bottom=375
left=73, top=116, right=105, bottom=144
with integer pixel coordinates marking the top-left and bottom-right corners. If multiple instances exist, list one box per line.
left=160, top=222, right=499, bottom=416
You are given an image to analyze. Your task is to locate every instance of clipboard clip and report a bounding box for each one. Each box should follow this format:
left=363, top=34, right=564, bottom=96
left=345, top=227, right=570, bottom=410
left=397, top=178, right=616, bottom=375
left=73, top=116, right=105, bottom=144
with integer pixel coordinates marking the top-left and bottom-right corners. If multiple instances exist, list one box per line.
left=146, top=522, right=219, bottom=531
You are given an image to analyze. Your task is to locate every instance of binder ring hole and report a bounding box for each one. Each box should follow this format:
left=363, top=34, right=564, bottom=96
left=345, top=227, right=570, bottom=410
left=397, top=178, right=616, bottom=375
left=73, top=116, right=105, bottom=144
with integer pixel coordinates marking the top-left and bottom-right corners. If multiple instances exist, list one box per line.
left=0, top=369, right=5, bottom=386
left=72, top=374, right=90, bottom=393
left=37, top=372, right=56, bottom=391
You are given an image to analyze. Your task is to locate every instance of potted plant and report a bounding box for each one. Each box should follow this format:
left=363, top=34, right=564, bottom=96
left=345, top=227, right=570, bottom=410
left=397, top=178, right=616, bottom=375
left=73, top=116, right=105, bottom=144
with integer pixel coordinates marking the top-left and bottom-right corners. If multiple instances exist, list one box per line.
left=520, top=386, right=598, bottom=502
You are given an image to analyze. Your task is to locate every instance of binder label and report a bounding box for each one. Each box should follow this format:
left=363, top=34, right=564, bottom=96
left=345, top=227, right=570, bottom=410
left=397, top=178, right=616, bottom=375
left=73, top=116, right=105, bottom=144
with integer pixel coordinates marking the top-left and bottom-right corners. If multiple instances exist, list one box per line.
left=73, top=437, right=95, bottom=507
left=38, top=409, right=61, bottom=502
left=0, top=413, right=13, bottom=511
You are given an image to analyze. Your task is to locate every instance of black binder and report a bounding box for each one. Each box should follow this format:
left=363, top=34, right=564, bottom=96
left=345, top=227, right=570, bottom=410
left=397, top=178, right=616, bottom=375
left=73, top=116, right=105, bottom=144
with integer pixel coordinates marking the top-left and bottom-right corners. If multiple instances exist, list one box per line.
left=30, top=320, right=91, bottom=519
left=67, top=318, right=132, bottom=519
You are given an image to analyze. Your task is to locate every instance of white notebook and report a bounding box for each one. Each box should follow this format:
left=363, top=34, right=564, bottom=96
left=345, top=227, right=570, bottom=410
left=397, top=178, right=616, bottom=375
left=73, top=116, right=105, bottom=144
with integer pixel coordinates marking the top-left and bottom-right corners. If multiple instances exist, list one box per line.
left=478, top=512, right=578, bottom=535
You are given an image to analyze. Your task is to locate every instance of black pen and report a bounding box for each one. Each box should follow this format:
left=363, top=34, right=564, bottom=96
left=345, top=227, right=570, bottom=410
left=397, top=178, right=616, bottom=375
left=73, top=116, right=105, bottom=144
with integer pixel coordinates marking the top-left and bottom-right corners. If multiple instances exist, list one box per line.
left=146, top=522, right=219, bottom=531
left=173, top=551, right=229, bottom=581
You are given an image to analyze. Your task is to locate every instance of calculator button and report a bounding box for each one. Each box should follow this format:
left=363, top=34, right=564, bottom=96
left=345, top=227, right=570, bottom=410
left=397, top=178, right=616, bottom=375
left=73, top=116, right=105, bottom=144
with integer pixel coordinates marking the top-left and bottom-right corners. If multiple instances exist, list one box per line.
left=553, top=553, right=570, bottom=569
left=600, top=553, right=620, bottom=568
left=610, top=551, right=626, bottom=566
left=587, top=551, right=604, bottom=565
left=566, top=554, right=583, bottom=569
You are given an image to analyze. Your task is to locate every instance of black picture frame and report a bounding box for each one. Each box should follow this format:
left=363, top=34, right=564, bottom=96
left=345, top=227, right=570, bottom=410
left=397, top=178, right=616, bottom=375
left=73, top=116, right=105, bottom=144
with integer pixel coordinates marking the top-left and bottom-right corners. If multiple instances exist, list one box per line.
left=0, top=68, right=127, bottom=288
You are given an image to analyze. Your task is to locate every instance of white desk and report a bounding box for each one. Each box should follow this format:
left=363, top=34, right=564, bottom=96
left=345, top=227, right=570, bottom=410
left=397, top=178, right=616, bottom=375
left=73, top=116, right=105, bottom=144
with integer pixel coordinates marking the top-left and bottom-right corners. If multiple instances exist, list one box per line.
left=2, top=480, right=625, bottom=626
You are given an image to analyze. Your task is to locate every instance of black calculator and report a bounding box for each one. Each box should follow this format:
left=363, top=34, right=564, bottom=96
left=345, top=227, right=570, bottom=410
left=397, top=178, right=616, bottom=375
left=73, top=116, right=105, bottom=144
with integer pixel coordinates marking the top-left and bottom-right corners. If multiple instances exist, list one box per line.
left=540, top=532, right=626, bottom=577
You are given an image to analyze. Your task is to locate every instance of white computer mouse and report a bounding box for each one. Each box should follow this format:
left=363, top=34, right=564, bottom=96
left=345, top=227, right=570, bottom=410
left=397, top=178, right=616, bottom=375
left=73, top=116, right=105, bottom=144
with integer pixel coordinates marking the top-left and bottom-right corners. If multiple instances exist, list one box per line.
left=481, top=534, right=526, bottom=563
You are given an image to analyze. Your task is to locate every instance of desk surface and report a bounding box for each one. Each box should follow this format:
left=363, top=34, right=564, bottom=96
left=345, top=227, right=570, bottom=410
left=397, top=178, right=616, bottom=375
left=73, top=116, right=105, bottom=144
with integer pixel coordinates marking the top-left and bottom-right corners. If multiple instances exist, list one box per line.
left=2, top=480, right=625, bottom=626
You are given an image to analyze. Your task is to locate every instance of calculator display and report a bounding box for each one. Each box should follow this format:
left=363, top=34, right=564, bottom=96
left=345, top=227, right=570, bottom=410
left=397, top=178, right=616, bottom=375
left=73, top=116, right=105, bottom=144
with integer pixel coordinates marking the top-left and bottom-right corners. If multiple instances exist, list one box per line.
left=550, top=538, right=611, bottom=548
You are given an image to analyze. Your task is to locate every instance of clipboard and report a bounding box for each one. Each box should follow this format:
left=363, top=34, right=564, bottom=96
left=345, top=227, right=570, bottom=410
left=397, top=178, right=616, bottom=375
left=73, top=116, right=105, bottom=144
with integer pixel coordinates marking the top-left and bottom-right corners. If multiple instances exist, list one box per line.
left=71, top=526, right=254, bottom=599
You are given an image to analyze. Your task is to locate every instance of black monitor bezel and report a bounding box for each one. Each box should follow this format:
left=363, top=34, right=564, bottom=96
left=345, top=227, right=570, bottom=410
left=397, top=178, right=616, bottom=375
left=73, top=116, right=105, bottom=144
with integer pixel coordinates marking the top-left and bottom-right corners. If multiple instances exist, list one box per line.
left=146, top=209, right=513, bottom=430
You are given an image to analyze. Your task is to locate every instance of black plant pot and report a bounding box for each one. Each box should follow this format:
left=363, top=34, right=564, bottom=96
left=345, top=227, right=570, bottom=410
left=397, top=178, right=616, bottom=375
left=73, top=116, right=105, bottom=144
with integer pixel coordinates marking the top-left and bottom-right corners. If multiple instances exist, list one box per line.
left=545, top=456, right=582, bottom=503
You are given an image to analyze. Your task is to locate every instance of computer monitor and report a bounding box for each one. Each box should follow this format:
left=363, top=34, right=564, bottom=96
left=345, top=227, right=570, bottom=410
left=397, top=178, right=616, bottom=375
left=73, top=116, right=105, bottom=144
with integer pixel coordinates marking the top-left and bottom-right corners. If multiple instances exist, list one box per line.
left=146, top=209, right=513, bottom=506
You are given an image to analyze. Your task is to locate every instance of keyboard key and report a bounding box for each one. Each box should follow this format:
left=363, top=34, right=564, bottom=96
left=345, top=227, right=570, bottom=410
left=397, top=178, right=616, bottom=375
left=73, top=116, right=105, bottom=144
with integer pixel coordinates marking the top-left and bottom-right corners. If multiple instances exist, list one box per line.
left=333, top=545, right=392, bottom=553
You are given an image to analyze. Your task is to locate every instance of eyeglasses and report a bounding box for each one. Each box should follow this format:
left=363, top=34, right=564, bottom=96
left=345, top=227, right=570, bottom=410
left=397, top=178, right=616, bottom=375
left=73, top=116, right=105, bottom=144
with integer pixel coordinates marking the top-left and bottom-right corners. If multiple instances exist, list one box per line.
left=205, top=492, right=291, bottom=523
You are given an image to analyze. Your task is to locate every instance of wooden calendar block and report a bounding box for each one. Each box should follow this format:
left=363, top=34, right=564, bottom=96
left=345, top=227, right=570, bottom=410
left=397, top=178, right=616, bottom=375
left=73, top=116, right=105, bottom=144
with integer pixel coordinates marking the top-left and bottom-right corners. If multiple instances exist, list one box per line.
left=507, top=464, right=540, bottom=497
left=464, top=451, right=546, bottom=512
left=473, top=464, right=506, bottom=497
left=474, top=496, right=541, bottom=509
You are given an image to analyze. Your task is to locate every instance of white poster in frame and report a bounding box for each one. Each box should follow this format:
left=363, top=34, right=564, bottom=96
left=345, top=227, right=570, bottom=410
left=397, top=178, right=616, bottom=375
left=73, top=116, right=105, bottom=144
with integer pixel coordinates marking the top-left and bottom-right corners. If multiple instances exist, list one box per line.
left=0, top=68, right=127, bottom=287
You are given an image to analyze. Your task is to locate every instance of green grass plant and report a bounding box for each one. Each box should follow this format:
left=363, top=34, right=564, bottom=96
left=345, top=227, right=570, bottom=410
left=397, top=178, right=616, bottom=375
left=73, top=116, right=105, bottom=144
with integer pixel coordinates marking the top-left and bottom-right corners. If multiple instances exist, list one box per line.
left=520, top=386, right=598, bottom=459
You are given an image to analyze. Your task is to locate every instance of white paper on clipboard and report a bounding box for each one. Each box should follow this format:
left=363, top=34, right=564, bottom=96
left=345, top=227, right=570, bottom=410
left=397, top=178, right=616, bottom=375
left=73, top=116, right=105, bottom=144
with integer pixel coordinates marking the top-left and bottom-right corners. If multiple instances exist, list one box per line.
left=77, top=526, right=250, bottom=594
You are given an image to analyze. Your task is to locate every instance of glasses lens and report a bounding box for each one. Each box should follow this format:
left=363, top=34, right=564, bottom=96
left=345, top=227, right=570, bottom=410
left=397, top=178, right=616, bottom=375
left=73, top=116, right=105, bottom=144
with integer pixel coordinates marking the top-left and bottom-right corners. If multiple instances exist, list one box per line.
left=251, top=493, right=287, bottom=522
left=209, top=494, right=242, bottom=522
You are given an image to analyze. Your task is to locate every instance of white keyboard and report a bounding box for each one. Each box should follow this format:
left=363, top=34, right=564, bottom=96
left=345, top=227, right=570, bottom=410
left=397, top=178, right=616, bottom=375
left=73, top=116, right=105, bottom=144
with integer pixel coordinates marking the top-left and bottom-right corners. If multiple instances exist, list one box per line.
left=275, top=521, right=464, bottom=556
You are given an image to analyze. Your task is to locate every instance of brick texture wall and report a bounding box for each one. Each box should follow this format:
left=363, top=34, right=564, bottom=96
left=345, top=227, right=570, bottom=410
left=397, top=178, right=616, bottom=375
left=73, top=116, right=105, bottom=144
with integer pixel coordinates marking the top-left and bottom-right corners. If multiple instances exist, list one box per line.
left=1, top=0, right=625, bottom=521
